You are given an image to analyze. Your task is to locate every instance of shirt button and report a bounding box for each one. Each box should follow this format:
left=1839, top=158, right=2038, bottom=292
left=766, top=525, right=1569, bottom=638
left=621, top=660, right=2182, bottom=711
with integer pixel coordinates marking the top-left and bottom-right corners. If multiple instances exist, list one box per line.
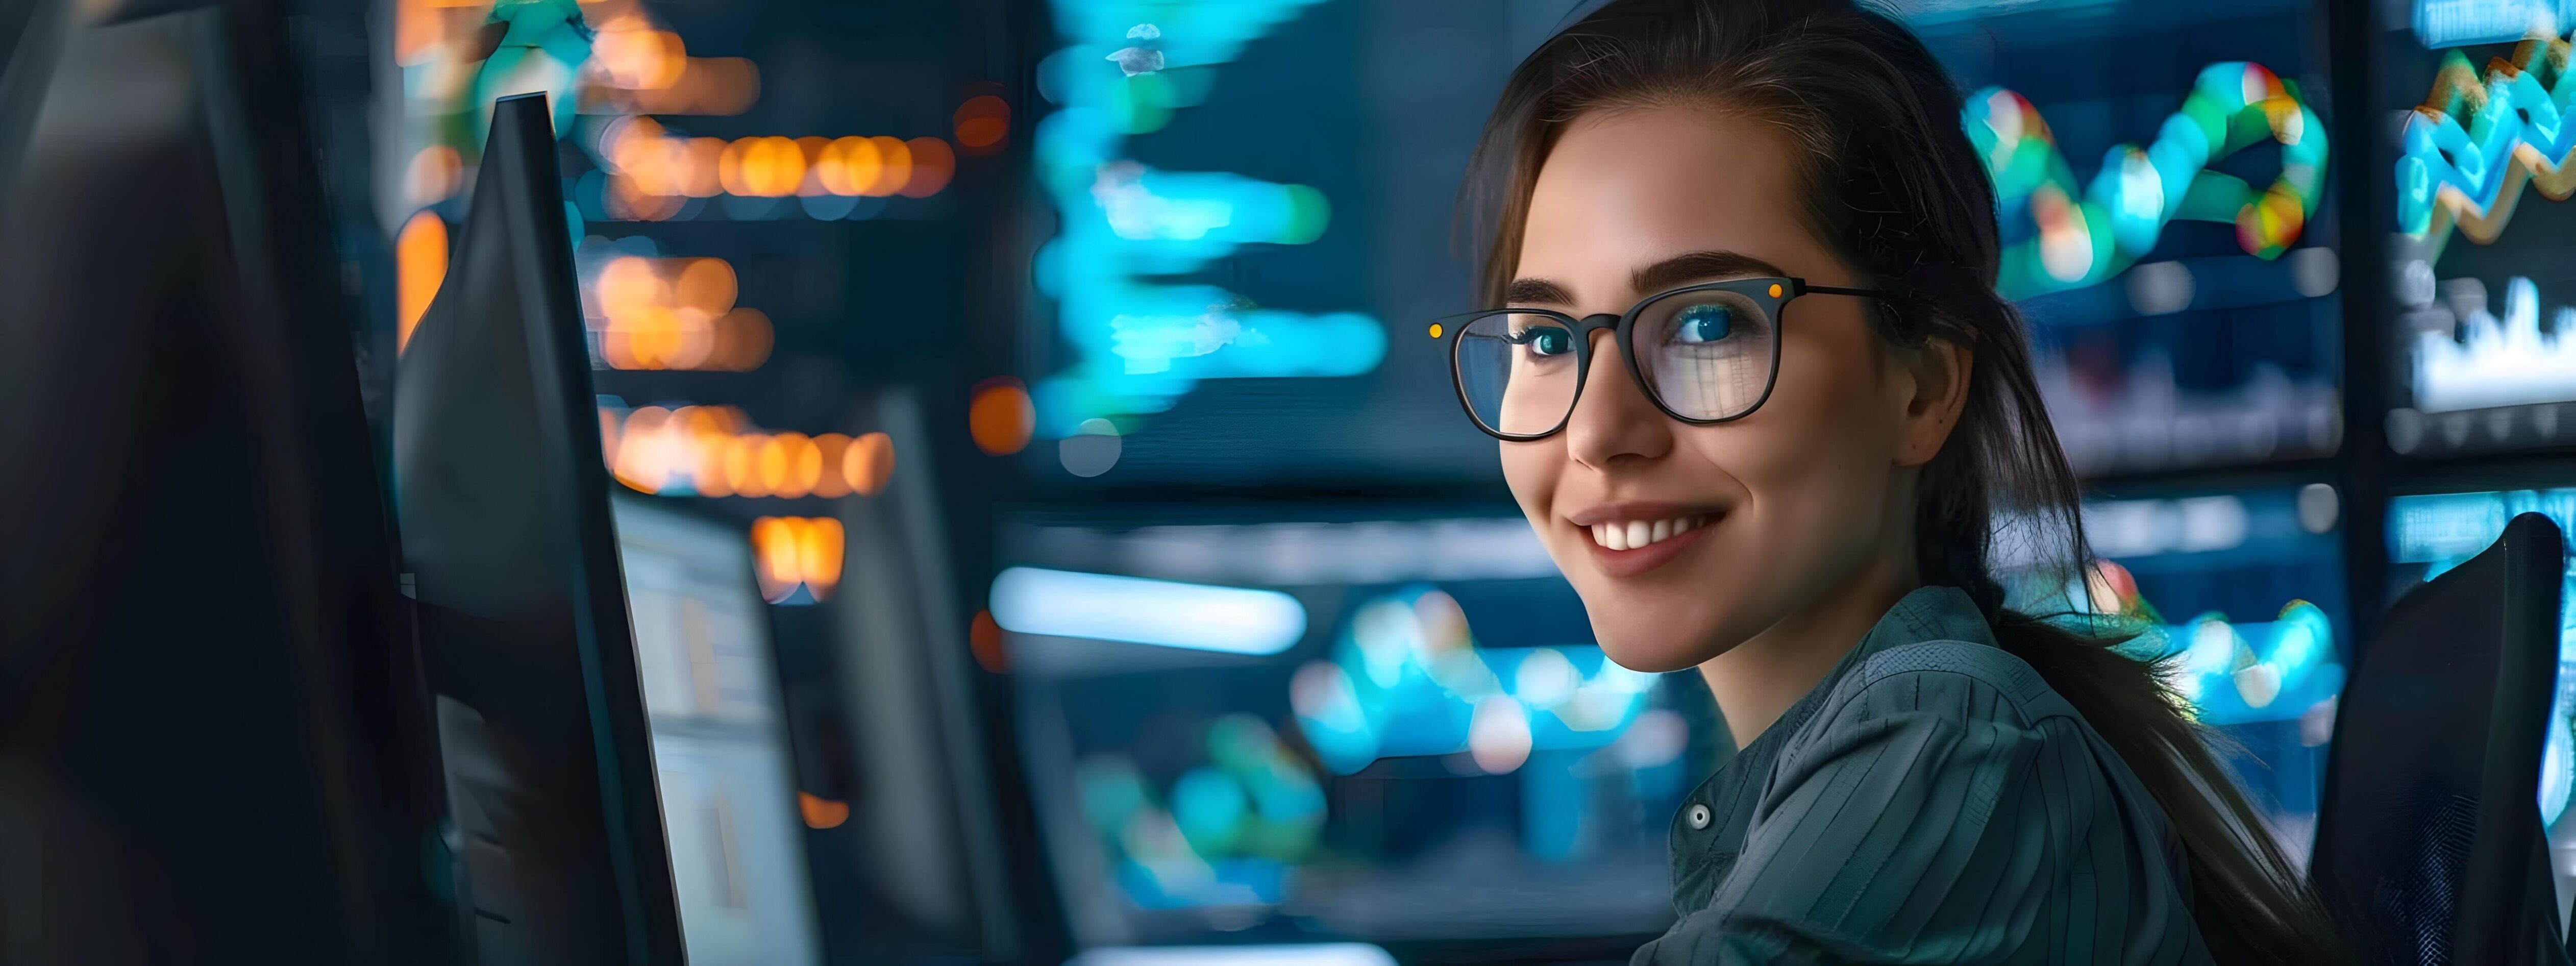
left=1686, top=803, right=1711, bottom=830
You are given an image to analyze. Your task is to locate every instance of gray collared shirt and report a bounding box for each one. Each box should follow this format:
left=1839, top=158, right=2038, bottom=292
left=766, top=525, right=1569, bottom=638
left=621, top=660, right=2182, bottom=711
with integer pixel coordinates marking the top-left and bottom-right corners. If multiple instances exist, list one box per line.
left=1633, top=586, right=2213, bottom=964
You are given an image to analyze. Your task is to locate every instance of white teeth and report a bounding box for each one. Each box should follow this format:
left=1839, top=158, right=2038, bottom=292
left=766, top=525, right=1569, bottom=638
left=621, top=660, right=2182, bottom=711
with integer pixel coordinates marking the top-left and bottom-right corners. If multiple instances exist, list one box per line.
left=1586, top=515, right=1705, bottom=551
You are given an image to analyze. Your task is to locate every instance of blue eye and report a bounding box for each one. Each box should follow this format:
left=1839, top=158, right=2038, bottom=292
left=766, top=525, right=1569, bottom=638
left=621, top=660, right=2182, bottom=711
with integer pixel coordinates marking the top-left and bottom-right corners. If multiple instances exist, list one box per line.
left=1673, top=304, right=1735, bottom=344
left=1518, top=327, right=1574, bottom=357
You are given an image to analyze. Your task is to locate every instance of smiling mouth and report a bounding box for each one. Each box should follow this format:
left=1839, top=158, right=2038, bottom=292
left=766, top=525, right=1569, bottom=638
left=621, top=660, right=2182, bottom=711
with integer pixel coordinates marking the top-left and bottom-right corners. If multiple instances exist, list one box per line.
left=1586, top=514, right=1708, bottom=551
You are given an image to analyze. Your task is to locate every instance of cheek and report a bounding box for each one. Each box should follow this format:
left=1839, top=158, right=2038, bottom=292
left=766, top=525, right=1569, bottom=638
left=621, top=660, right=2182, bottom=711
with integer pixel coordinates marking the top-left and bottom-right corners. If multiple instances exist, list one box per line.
left=1685, top=325, right=1901, bottom=518
left=1498, top=440, right=1562, bottom=521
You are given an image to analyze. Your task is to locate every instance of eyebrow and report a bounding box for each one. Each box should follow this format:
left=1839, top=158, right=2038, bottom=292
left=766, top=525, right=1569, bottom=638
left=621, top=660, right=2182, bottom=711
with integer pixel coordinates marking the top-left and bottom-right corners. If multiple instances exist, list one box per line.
left=1506, top=250, right=1791, bottom=308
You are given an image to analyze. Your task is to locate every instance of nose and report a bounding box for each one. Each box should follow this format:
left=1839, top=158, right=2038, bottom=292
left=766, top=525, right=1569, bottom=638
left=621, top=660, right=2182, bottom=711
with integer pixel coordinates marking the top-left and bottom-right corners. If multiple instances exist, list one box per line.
left=1563, top=327, right=1672, bottom=470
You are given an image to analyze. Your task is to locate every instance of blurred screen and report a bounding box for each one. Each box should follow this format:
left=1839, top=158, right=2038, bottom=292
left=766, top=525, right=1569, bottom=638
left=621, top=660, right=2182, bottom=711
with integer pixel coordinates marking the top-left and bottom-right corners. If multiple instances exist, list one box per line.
left=2386, top=489, right=2576, bottom=886
left=1000, top=514, right=1728, bottom=948
left=614, top=497, right=821, bottom=965
left=1908, top=0, right=2343, bottom=476
left=2011, top=485, right=2349, bottom=860
left=2380, top=15, right=2576, bottom=456
left=1021, top=0, right=2343, bottom=488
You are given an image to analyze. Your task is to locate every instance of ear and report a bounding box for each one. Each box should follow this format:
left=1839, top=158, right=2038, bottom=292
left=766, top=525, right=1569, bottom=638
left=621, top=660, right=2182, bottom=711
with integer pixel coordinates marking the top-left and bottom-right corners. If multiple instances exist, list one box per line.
left=1893, top=337, right=1972, bottom=468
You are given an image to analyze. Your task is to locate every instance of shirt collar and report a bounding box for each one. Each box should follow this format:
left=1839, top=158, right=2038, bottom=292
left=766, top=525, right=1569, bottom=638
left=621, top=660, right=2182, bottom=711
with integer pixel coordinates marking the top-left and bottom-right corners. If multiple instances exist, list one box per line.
left=1741, top=584, right=1996, bottom=749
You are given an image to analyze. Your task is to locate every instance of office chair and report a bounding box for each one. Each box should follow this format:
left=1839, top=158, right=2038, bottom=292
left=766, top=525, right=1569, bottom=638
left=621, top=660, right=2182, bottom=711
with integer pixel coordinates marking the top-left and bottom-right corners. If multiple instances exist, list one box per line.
left=2312, top=512, right=2569, bottom=964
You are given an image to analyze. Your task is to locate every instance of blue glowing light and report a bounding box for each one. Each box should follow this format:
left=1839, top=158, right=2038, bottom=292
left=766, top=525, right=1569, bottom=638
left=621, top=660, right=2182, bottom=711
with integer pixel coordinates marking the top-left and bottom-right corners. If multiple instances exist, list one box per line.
left=1290, top=586, right=1657, bottom=776
left=2397, top=37, right=2576, bottom=258
left=2123, top=602, right=2346, bottom=727
left=1034, top=1, right=1386, bottom=438
left=2414, top=0, right=2576, bottom=48
left=989, top=567, right=1308, bottom=654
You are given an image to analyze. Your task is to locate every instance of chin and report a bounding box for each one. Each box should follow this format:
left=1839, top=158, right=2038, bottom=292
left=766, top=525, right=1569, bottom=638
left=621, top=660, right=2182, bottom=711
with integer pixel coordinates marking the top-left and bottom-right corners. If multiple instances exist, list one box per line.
left=1587, top=608, right=1728, bottom=674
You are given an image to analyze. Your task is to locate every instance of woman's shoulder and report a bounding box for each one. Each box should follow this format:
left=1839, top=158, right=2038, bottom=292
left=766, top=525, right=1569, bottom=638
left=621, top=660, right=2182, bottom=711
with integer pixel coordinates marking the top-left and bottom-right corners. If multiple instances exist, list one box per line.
left=1794, top=637, right=2086, bottom=748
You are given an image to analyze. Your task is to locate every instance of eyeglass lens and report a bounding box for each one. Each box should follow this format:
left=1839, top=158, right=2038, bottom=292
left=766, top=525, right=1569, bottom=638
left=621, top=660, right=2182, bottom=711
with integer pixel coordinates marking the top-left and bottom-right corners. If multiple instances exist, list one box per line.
left=1451, top=287, right=1777, bottom=437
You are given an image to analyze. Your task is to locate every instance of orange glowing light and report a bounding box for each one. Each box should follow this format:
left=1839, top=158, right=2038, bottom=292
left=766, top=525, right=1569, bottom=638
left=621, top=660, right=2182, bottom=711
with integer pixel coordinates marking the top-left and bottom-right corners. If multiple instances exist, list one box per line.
left=731, top=136, right=804, bottom=196
left=970, top=609, right=1007, bottom=673
left=612, top=406, right=674, bottom=493
left=863, top=136, right=911, bottom=197
left=795, top=136, right=833, bottom=196
left=844, top=431, right=895, bottom=496
left=953, top=95, right=1010, bottom=153
left=405, top=146, right=463, bottom=206
left=798, top=791, right=850, bottom=829
left=816, top=137, right=879, bottom=196
left=711, top=308, right=773, bottom=372
left=599, top=409, right=624, bottom=467
left=674, top=258, right=737, bottom=315
left=753, top=516, right=801, bottom=596
left=592, top=26, right=686, bottom=90
left=597, top=256, right=667, bottom=323
left=756, top=434, right=794, bottom=496
left=396, top=211, right=449, bottom=353
left=751, top=516, right=844, bottom=601
left=1427, top=323, right=1442, bottom=339
left=810, top=434, right=853, bottom=498
left=798, top=517, right=844, bottom=593
left=900, top=138, right=954, bottom=197
left=580, top=57, right=761, bottom=116
left=727, top=434, right=771, bottom=498
left=968, top=380, right=1034, bottom=456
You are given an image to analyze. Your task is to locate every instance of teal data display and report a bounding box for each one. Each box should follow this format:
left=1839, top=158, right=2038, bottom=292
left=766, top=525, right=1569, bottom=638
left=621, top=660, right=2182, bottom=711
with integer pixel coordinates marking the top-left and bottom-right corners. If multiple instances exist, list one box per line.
left=1009, top=557, right=1713, bottom=948
left=1910, top=1, right=2343, bottom=478
left=1032, top=1, right=1383, bottom=440
left=2385, top=18, right=2576, bottom=456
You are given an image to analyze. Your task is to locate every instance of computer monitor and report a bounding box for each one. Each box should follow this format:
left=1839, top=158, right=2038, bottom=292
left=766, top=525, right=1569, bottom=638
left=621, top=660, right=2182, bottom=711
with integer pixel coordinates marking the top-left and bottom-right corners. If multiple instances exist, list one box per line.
left=611, top=495, right=821, bottom=964
left=0, top=3, right=448, bottom=963
left=998, top=513, right=1724, bottom=958
left=393, top=92, right=683, bottom=966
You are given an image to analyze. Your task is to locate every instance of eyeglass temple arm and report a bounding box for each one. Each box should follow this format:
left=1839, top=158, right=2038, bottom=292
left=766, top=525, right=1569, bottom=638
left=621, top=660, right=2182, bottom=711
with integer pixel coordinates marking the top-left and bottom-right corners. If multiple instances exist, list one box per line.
left=1798, top=282, right=1885, bottom=298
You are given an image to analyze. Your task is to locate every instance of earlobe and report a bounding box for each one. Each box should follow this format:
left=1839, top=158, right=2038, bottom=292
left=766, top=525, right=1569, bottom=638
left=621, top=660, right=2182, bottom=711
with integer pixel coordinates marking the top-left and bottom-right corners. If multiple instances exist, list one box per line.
left=1897, top=339, right=1972, bottom=467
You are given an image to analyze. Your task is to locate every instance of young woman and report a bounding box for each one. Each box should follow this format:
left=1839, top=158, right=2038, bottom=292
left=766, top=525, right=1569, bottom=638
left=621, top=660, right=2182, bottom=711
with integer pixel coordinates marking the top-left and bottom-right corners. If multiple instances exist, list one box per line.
left=1442, top=1, right=2341, bottom=961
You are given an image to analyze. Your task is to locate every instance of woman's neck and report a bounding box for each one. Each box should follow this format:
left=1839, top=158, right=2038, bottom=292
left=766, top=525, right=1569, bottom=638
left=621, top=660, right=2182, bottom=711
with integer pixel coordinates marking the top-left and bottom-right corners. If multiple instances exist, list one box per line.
left=1697, top=553, right=1920, bottom=750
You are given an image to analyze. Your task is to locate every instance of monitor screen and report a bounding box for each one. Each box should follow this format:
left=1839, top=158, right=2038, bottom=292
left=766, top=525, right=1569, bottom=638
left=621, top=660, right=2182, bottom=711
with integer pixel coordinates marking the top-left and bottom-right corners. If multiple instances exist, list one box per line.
left=2386, top=489, right=2576, bottom=883
left=1001, top=515, right=1727, bottom=950
left=2011, top=484, right=2349, bottom=860
left=612, top=496, right=822, bottom=965
left=1908, top=0, right=2342, bottom=476
left=2380, top=19, right=2576, bottom=455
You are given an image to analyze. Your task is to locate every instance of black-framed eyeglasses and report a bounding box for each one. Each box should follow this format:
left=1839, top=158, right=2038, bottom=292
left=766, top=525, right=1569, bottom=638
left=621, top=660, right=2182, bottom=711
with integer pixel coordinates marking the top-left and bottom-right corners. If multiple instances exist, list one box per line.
left=1433, top=276, right=1883, bottom=441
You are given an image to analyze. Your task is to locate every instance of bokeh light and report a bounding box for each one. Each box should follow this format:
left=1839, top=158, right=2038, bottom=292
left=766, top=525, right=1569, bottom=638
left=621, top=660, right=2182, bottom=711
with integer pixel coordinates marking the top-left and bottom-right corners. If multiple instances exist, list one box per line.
left=954, top=94, right=1010, bottom=154
left=751, top=516, right=845, bottom=602
left=900, top=138, right=955, bottom=197
left=971, top=609, right=1007, bottom=673
left=579, top=250, right=771, bottom=371
left=396, top=211, right=449, bottom=353
left=599, top=404, right=890, bottom=500
left=798, top=791, right=850, bottom=830
left=844, top=431, right=895, bottom=496
left=970, top=379, right=1035, bottom=455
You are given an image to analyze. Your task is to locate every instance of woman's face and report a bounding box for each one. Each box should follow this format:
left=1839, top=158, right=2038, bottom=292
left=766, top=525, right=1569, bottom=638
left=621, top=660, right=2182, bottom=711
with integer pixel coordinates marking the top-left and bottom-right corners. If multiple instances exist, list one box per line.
left=1503, top=106, right=1952, bottom=674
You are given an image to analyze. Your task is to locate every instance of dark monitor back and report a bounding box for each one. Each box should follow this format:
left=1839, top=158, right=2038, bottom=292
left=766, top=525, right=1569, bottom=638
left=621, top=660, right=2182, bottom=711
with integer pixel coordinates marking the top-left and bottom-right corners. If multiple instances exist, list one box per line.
left=0, top=3, right=445, bottom=963
left=2314, top=512, right=2566, bottom=963
left=393, top=93, right=682, bottom=966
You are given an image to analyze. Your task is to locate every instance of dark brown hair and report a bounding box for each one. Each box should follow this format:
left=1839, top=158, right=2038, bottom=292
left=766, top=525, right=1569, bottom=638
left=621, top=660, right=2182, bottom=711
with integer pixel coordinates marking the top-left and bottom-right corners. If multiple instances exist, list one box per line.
left=1464, top=1, right=2341, bottom=959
